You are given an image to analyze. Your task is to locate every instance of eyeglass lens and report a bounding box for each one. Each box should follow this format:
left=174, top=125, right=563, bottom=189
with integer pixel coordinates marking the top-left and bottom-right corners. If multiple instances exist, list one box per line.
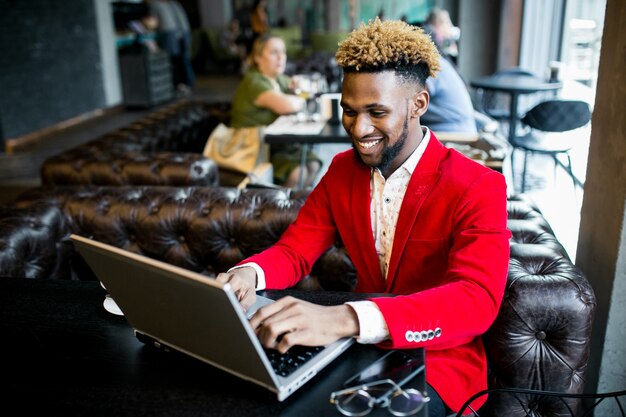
left=335, top=390, right=374, bottom=416
left=387, top=388, right=427, bottom=416
left=335, top=387, right=426, bottom=416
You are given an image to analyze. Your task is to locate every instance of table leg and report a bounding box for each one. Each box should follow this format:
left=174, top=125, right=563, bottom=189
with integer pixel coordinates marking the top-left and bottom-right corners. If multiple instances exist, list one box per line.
left=508, top=93, right=520, bottom=144
left=297, top=143, right=309, bottom=189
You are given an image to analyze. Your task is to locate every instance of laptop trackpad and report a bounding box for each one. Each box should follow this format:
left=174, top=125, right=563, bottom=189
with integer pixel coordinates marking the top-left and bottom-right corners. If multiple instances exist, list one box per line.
left=246, top=294, right=274, bottom=319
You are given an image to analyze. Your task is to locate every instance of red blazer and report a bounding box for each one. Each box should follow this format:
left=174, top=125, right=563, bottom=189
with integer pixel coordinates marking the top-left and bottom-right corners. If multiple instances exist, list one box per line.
left=245, top=134, right=511, bottom=412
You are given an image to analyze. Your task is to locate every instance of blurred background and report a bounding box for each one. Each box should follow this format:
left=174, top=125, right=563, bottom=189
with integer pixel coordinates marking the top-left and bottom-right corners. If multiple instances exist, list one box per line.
left=0, top=0, right=606, bottom=143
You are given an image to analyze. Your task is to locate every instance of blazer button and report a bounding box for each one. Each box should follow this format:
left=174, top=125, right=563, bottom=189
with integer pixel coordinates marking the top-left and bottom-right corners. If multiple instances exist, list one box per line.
left=427, top=330, right=435, bottom=340
left=405, top=331, right=414, bottom=342
left=420, top=331, right=429, bottom=342
left=434, top=327, right=442, bottom=338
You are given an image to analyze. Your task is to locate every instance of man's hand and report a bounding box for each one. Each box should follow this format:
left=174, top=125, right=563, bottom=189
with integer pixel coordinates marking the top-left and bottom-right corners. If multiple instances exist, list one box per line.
left=216, top=267, right=257, bottom=312
left=249, top=297, right=360, bottom=353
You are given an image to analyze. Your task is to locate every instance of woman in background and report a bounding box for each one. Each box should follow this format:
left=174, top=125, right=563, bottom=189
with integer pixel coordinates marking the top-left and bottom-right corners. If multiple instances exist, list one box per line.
left=230, top=34, right=322, bottom=187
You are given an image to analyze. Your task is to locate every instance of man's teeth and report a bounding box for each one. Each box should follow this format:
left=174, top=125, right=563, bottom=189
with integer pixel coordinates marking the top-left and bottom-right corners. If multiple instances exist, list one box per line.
left=359, top=139, right=382, bottom=149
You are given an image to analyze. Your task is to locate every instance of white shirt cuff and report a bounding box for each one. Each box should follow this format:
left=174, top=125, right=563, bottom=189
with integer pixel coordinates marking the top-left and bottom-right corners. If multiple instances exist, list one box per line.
left=227, top=262, right=266, bottom=290
left=345, top=300, right=390, bottom=344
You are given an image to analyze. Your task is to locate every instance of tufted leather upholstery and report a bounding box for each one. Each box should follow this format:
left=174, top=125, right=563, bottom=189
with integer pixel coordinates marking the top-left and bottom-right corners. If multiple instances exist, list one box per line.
left=0, top=187, right=595, bottom=416
left=484, top=244, right=595, bottom=416
left=41, top=100, right=233, bottom=186
left=5, top=186, right=356, bottom=290
left=0, top=204, right=70, bottom=279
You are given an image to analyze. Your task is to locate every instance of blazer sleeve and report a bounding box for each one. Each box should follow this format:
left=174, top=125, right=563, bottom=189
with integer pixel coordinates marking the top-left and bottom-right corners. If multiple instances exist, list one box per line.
left=241, top=156, right=342, bottom=288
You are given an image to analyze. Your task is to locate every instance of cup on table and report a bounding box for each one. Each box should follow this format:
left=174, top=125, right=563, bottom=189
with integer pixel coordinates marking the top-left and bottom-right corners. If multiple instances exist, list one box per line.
left=320, top=93, right=342, bottom=124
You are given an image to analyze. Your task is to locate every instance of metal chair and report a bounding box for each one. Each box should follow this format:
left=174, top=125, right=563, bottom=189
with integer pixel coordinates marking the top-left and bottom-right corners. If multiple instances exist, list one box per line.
left=454, top=387, right=626, bottom=417
left=509, top=99, right=591, bottom=193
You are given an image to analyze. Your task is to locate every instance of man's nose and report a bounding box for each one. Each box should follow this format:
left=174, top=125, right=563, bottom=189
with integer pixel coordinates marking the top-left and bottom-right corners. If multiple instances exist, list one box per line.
left=349, top=114, right=373, bottom=138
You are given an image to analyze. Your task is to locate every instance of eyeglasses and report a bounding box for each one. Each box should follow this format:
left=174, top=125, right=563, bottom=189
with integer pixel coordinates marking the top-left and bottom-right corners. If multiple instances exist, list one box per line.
left=329, top=379, right=430, bottom=416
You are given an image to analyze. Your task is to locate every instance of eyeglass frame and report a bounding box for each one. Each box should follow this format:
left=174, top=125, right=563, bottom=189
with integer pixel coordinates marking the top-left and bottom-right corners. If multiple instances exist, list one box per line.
left=329, top=378, right=430, bottom=416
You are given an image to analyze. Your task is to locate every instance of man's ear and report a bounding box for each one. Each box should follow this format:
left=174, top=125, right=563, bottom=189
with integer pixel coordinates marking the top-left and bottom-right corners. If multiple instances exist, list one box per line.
left=410, top=89, right=430, bottom=119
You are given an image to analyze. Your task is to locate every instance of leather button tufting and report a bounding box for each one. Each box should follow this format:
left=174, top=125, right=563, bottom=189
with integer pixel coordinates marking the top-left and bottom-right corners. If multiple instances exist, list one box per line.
left=201, top=207, right=210, bottom=215
left=150, top=206, right=159, bottom=215
left=179, top=235, right=185, bottom=243
left=536, top=331, right=547, bottom=340
left=229, top=237, right=236, bottom=245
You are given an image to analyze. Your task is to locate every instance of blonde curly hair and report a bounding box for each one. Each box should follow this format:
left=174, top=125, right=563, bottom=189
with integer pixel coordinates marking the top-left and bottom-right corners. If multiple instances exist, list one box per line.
left=336, top=18, right=440, bottom=83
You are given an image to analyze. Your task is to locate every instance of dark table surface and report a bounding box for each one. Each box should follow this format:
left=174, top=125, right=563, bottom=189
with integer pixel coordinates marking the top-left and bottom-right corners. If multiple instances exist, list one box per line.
left=0, top=277, right=424, bottom=417
left=470, top=74, right=563, bottom=93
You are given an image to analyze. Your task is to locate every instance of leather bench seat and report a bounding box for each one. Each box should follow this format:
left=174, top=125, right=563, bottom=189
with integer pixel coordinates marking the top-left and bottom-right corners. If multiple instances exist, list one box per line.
left=0, top=186, right=596, bottom=416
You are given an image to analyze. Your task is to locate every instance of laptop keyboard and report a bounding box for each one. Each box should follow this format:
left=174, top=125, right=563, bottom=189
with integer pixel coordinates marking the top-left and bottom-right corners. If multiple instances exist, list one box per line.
left=265, top=345, right=324, bottom=377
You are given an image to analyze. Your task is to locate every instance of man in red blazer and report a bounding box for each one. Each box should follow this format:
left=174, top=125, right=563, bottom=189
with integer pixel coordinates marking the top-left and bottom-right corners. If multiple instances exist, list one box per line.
left=218, top=18, right=511, bottom=416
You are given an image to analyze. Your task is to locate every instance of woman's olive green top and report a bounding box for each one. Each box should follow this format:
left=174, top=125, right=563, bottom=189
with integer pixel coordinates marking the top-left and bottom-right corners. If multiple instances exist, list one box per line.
left=229, top=67, right=322, bottom=184
left=230, top=68, right=292, bottom=128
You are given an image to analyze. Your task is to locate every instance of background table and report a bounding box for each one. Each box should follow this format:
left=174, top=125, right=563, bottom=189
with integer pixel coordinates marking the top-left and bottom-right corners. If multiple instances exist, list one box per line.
left=265, top=119, right=349, bottom=189
left=0, top=277, right=425, bottom=417
left=470, top=74, right=562, bottom=144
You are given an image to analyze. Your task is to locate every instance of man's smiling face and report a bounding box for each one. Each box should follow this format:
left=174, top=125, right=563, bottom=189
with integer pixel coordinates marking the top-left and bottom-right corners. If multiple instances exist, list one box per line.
left=340, top=71, right=428, bottom=177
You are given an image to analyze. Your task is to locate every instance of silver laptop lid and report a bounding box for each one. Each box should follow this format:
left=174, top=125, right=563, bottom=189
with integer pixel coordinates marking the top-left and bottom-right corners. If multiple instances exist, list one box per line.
left=72, top=234, right=354, bottom=401
left=71, top=234, right=281, bottom=394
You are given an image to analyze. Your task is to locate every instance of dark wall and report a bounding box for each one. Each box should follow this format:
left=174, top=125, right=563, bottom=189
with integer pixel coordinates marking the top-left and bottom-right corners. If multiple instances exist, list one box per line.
left=0, top=0, right=106, bottom=139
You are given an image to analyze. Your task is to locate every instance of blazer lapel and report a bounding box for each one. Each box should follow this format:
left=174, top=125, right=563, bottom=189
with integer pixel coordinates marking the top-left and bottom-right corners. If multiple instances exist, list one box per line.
left=349, top=162, right=386, bottom=292
left=385, top=136, right=445, bottom=292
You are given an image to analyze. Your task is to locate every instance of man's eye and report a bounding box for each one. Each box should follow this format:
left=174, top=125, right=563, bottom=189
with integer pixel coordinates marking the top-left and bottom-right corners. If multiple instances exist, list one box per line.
left=343, top=109, right=356, bottom=116
left=370, top=111, right=386, bottom=117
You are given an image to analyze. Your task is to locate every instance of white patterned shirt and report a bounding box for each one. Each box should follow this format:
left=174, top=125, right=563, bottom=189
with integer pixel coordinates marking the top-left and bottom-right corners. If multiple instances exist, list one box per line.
left=371, top=129, right=430, bottom=279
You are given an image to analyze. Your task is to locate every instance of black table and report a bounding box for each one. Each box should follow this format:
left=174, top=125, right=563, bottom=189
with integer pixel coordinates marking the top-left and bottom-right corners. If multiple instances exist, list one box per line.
left=265, top=120, right=349, bottom=189
left=470, top=74, right=562, bottom=143
left=0, top=277, right=425, bottom=417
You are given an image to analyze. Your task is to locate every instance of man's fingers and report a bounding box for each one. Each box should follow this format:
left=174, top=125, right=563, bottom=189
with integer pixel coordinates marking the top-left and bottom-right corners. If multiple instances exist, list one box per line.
left=249, top=296, right=296, bottom=329
left=239, top=288, right=257, bottom=312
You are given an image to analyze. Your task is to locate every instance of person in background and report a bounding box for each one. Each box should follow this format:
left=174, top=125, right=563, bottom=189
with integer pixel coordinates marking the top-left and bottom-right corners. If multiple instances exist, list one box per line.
left=250, top=0, right=269, bottom=39
left=424, top=8, right=459, bottom=60
left=229, top=34, right=322, bottom=187
left=218, top=18, right=510, bottom=417
left=147, top=0, right=194, bottom=95
left=420, top=55, right=477, bottom=134
left=418, top=14, right=477, bottom=134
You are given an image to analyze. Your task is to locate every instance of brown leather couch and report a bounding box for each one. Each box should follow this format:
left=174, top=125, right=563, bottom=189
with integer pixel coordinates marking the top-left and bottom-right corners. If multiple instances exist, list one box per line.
left=0, top=186, right=595, bottom=416
left=40, top=99, right=506, bottom=187
left=39, top=100, right=256, bottom=187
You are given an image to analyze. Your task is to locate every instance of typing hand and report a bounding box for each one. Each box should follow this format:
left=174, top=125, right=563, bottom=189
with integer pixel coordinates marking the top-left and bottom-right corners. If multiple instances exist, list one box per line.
left=216, top=267, right=257, bottom=312
left=249, top=297, right=359, bottom=353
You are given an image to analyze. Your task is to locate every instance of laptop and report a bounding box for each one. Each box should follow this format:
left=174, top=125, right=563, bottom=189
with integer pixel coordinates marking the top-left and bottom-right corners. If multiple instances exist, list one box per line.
left=71, top=234, right=354, bottom=401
